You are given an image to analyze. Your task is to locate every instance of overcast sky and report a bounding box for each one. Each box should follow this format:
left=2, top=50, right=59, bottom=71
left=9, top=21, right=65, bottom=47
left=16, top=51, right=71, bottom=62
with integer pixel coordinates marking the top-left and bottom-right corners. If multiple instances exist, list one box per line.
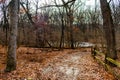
left=0, top=4, right=3, bottom=21
left=0, top=0, right=97, bottom=20
left=34, top=0, right=97, bottom=6
left=0, top=0, right=119, bottom=21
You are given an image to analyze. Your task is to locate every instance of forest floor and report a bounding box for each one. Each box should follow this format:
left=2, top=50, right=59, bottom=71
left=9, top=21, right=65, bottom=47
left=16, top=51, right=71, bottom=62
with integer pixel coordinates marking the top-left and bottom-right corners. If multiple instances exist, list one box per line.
left=0, top=46, right=116, bottom=80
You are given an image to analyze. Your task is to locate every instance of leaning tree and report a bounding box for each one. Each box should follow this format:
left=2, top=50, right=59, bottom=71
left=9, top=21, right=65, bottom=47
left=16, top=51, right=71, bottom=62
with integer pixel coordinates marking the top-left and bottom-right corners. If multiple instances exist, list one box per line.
left=100, top=0, right=117, bottom=66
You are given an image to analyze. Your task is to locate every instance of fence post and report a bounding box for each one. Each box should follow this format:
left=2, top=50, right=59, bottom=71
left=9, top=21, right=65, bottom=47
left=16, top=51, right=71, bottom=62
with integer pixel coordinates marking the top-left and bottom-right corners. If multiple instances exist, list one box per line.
left=91, top=46, right=97, bottom=59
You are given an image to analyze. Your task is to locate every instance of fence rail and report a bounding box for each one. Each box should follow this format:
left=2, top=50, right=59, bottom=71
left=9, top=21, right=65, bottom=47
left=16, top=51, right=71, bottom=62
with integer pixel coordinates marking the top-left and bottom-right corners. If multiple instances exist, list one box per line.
left=92, top=49, right=120, bottom=79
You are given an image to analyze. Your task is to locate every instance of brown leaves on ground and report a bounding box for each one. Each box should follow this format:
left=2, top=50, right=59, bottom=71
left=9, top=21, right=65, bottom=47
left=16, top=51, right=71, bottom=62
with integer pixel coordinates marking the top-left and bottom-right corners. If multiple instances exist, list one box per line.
left=0, top=46, right=115, bottom=80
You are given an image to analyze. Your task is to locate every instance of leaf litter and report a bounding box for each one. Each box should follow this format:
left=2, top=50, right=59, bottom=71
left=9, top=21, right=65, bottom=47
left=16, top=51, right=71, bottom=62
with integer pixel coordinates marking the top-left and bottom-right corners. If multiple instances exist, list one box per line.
left=0, top=47, right=115, bottom=80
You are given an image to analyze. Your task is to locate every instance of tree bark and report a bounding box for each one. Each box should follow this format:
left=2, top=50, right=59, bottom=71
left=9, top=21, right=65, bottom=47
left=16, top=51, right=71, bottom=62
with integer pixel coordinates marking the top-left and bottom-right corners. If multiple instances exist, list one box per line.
left=100, top=0, right=117, bottom=66
left=69, top=13, right=74, bottom=49
left=59, top=14, right=65, bottom=49
left=5, top=0, right=18, bottom=72
left=66, top=7, right=74, bottom=49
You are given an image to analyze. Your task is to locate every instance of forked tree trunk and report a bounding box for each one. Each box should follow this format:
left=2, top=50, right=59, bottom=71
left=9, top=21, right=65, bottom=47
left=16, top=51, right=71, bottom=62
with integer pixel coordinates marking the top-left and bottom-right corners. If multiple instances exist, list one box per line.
left=100, top=0, right=117, bottom=66
left=5, top=0, right=18, bottom=72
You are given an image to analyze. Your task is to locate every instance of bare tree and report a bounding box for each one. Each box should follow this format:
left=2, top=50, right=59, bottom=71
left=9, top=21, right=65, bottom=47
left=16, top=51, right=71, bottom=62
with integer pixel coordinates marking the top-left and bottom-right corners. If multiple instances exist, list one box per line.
left=54, top=1, right=65, bottom=48
left=20, top=0, right=34, bottom=24
left=60, top=0, right=76, bottom=49
left=111, top=0, right=120, bottom=30
left=59, top=8, right=65, bottom=49
left=0, top=0, right=9, bottom=46
left=100, top=0, right=117, bottom=66
left=5, top=0, right=19, bottom=72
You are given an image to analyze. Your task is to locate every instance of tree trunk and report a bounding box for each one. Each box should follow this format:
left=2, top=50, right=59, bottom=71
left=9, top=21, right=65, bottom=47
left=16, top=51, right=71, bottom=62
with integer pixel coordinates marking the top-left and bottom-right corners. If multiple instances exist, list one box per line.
left=68, top=9, right=74, bottom=49
left=70, top=18, right=74, bottom=49
left=100, top=0, right=117, bottom=66
left=59, top=14, right=65, bottom=49
left=5, top=0, right=18, bottom=72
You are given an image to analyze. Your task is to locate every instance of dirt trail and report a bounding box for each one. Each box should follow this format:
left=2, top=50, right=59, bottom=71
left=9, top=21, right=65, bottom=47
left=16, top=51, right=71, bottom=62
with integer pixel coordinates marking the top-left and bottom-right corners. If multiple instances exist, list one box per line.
left=0, top=47, right=115, bottom=80
left=39, top=51, right=114, bottom=80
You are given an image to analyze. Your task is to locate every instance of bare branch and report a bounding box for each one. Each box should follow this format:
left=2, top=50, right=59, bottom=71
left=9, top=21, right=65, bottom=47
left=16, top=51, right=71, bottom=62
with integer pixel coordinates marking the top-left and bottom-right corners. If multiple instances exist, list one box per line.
left=38, top=0, right=76, bottom=9
left=38, top=4, right=63, bottom=9
left=108, top=0, right=112, bottom=3
left=20, top=2, right=34, bottom=24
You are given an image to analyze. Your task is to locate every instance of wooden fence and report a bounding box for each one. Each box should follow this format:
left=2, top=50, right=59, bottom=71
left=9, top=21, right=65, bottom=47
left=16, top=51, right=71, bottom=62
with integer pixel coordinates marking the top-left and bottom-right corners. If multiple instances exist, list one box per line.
left=91, top=48, right=120, bottom=79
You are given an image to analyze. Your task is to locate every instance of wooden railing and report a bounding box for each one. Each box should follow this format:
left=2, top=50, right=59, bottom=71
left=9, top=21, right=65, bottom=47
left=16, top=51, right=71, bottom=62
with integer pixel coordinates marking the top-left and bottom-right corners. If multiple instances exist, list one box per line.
left=91, top=48, right=120, bottom=79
